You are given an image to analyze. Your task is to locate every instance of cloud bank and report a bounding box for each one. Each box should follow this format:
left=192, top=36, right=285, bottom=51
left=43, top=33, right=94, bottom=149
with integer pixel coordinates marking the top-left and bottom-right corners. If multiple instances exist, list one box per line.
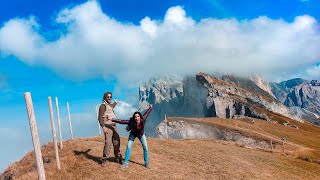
left=1, top=0, right=320, bottom=84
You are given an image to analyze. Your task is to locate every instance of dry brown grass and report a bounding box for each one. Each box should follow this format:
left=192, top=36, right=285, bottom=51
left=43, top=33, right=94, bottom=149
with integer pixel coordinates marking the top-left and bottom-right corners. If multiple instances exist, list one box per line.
left=168, top=116, right=320, bottom=163
left=2, top=130, right=320, bottom=180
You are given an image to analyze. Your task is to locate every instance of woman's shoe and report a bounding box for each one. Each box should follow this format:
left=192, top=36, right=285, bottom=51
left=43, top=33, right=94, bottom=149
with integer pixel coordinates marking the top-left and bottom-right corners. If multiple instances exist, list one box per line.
left=121, top=162, right=128, bottom=169
left=145, top=163, right=150, bottom=169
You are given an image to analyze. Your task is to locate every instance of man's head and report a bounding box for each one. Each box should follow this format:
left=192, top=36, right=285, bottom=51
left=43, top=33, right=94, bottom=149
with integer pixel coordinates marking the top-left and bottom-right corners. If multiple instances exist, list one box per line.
left=103, top=92, right=112, bottom=103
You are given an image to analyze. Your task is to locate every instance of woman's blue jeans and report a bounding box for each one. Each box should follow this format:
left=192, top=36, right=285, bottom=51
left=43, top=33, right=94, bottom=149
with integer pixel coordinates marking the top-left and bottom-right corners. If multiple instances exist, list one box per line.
left=124, top=133, right=148, bottom=165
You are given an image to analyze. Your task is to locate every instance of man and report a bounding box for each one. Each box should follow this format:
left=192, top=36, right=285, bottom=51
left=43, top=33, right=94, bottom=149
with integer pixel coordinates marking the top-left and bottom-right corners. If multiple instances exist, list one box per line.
left=98, top=92, right=122, bottom=167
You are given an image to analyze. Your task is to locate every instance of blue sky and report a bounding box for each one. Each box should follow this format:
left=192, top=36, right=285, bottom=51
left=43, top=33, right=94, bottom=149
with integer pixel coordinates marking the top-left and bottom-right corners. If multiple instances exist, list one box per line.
left=1, top=0, right=320, bottom=172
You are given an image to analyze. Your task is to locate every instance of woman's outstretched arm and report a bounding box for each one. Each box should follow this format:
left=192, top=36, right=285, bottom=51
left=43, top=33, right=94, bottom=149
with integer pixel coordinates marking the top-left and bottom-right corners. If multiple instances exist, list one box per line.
left=112, top=118, right=130, bottom=124
left=143, top=104, right=153, bottom=120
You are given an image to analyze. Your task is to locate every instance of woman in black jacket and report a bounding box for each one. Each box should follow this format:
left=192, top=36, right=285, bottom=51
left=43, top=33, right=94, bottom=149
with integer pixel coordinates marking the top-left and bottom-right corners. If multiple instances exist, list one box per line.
left=112, top=104, right=153, bottom=169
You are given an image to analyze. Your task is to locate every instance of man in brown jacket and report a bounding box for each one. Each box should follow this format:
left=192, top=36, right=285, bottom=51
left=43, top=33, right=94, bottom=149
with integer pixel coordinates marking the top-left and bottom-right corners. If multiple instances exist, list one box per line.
left=98, top=92, right=122, bottom=166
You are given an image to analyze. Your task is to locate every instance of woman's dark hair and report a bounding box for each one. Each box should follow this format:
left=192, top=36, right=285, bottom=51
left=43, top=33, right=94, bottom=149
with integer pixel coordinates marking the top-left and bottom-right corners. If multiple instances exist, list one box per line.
left=126, top=111, right=144, bottom=131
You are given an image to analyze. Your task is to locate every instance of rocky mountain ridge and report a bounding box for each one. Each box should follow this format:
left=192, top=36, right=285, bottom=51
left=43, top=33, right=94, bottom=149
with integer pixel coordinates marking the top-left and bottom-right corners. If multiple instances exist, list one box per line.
left=139, top=73, right=320, bottom=137
left=197, top=73, right=293, bottom=120
left=271, top=78, right=320, bottom=119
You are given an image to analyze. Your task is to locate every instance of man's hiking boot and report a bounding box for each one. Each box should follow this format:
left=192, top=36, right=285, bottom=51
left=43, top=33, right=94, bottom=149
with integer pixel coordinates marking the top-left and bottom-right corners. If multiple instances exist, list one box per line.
left=121, top=162, right=128, bottom=169
left=101, top=158, right=108, bottom=167
left=117, top=156, right=123, bottom=165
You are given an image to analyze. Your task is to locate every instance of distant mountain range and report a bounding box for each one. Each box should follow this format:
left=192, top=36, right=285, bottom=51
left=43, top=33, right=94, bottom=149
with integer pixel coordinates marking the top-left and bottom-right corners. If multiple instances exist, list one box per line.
left=139, top=73, right=320, bottom=137
left=271, top=78, right=320, bottom=118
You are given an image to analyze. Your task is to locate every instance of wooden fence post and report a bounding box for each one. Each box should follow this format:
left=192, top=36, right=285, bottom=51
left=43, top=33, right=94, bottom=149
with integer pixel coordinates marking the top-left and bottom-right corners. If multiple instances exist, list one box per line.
left=55, top=97, right=63, bottom=149
left=24, top=92, right=46, bottom=180
left=165, top=114, right=169, bottom=139
left=48, top=96, right=61, bottom=170
left=96, top=105, right=102, bottom=136
left=281, top=137, right=286, bottom=154
left=67, top=102, right=74, bottom=139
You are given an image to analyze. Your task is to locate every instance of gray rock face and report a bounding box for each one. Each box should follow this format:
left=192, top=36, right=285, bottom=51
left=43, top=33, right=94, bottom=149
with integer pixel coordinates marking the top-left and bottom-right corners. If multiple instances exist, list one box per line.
left=140, top=75, right=208, bottom=137
left=197, top=73, right=295, bottom=121
left=139, top=75, right=183, bottom=106
left=156, top=119, right=270, bottom=149
left=250, top=76, right=275, bottom=98
left=140, top=73, right=320, bottom=137
left=271, top=78, right=320, bottom=124
left=311, top=80, right=320, bottom=86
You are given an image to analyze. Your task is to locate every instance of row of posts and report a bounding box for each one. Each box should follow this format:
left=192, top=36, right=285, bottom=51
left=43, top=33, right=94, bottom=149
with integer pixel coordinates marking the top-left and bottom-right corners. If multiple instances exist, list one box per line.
left=24, top=92, right=74, bottom=180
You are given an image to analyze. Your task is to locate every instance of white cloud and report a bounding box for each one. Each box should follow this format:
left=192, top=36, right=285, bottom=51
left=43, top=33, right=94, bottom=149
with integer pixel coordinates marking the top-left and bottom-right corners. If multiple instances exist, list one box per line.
left=140, top=17, right=157, bottom=38
left=114, top=100, right=137, bottom=119
left=164, top=6, right=194, bottom=27
left=301, top=65, right=320, bottom=80
left=0, top=0, right=320, bottom=84
left=0, top=16, right=43, bottom=63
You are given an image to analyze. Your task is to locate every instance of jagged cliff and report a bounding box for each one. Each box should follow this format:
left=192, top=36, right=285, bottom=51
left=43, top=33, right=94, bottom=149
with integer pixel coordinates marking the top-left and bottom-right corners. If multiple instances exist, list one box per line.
left=139, top=75, right=208, bottom=137
left=271, top=78, right=320, bottom=124
left=139, top=73, right=320, bottom=137
left=197, top=73, right=294, bottom=120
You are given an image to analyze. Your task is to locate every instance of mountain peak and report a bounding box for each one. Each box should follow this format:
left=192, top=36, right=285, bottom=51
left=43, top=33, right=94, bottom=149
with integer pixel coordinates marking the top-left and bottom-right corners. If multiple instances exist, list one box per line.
left=281, top=78, right=307, bottom=88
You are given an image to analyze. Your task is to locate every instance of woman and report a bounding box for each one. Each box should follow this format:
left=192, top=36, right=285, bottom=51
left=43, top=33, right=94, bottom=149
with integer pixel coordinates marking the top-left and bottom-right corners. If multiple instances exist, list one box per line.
left=112, top=104, right=153, bottom=169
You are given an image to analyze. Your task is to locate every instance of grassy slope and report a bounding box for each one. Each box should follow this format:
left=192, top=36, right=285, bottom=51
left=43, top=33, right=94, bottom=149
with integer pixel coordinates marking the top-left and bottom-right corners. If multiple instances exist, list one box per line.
left=168, top=116, right=320, bottom=162
left=2, top=122, right=320, bottom=180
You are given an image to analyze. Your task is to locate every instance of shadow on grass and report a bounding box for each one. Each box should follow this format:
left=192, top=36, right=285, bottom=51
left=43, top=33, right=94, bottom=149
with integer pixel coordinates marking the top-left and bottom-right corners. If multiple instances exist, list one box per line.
left=128, top=160, right=145, bottom=167
left=74, top=149, right=102, bottom=164
left=73, top=149, right=145, bottom=167
left=73, top=149, right=124, bottom=165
